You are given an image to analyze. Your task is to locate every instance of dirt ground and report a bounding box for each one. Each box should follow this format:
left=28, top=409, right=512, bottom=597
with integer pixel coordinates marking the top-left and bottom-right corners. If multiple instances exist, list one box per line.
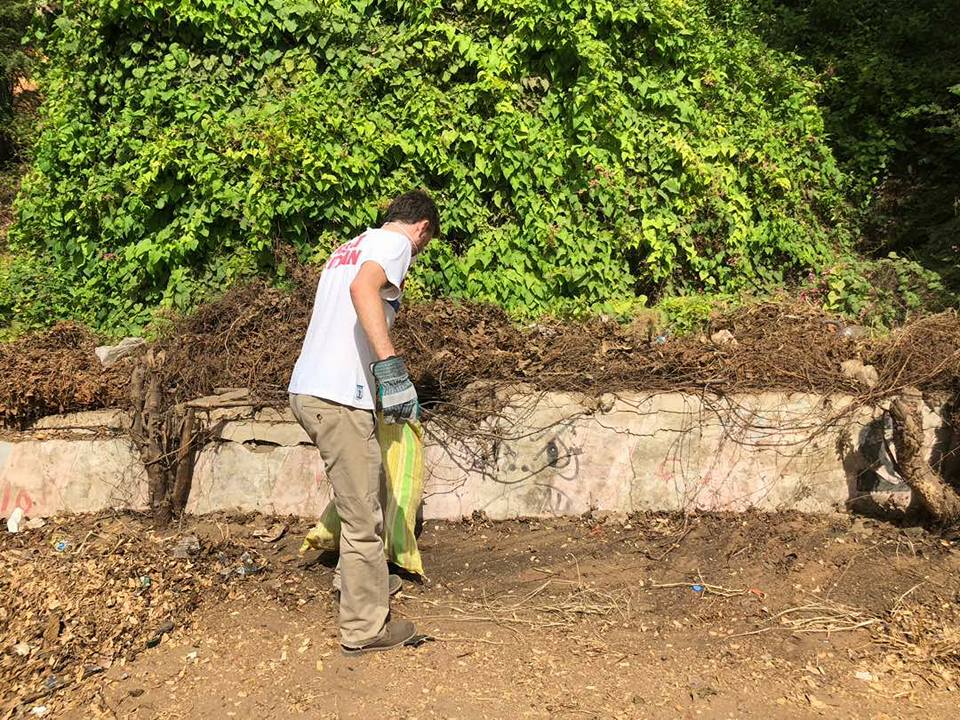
left=3, top=511, right=960, bottom=719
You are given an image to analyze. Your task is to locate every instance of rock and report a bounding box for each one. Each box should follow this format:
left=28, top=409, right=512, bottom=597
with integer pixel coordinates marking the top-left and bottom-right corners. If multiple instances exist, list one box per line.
left=94, top=337, right=145, bottom=368
left=187, top=388, right=252, bottom=409
left=840, top=359, right=879, bottom=389
left=592, top=510, right=630, bottom=525
left=6, top=507, right=24, bottom=533
left=216, top=420, right=310, bottom=446
left=854, top=670, right=878, bottom=682
left=596, top=393, right=616, bottom=414
left=13, top=642, right=32, bottom=657
left=840, top=324, right=867, bottom=339
left=710, top=329, right=738, bottom=348
left=171, top=535, right=200, bottom=559
left=849, top=517, right=875, bottom=537
left=146, top=621, right=174, bottom=648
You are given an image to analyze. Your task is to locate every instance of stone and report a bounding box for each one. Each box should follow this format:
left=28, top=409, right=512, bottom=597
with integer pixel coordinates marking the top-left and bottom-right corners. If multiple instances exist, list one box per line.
left=187, top=388, right=252, bottom=409
left=171, top=535, right=200, bottom=559
left=32, top=409, right=129, bottom=431
left=596, top=393, right=616, bottom=414
left=841, top=359, right=879, bottom=389
left=13, top=642, right=31, bottom=657
left=849, top=518, right=875, bottom=537
left=216, top=420, right=310, bottom=446
left=710, top=329, right=738, bottom=348
left=840, top=324, right=867, bottom=339
left=94, top=337, right=145, bottom=368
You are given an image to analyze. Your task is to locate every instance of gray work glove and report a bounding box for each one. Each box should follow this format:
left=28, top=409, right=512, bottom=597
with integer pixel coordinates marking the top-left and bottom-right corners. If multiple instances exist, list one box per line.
left=370, top=356, right=421, bottom=423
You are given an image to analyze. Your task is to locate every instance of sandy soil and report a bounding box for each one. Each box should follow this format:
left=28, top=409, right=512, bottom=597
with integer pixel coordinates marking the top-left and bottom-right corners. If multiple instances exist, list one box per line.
left=4, top=511, right=960, bottom=719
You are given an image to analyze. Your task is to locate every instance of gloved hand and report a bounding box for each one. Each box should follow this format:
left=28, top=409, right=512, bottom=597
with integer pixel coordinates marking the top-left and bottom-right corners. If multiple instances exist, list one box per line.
left=370, top=356, right=420, bottom=423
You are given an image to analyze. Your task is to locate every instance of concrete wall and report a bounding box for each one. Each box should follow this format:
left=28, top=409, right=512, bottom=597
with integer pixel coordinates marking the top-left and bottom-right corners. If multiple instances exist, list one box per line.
left=0, top=390, right=938, bottom=520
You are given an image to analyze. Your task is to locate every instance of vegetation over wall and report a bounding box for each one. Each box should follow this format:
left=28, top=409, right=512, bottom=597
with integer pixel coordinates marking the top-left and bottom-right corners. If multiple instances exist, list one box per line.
left=0, top=0, right=956, bottom=336
left=2, top=0, right=857, bottom=334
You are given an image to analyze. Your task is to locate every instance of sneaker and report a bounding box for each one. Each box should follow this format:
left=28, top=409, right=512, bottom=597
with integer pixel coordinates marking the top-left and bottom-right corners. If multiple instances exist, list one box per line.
left=341, top=619, right=417, bottom=656
left=332, top=574, right=403, bottom=604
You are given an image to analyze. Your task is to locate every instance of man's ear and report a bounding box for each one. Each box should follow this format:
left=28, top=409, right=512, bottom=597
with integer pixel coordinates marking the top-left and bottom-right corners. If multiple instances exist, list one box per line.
left=416, top=219, right=431, bottom=240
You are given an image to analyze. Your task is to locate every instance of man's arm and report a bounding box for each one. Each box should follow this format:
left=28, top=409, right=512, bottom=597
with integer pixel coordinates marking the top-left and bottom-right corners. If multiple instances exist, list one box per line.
left=350, top=260, right=396, bottom=360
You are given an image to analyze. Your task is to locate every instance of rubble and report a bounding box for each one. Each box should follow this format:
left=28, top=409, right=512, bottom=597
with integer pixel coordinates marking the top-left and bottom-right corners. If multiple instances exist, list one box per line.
left=841, top=359, right=880, bottom=388
left=94, top=337, right=146, bottom=368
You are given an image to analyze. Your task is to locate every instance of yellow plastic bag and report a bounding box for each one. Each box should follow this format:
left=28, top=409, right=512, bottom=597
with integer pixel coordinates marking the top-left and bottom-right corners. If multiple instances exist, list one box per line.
left=300, top=418, right=425, bottom=576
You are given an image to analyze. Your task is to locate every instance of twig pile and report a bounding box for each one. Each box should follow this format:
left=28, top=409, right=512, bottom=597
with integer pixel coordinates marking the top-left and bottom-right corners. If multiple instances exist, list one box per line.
left=411, top=578, right=629, bottom=632
left=2, top=281, right=960, bottom=430
left=729, top=598, right=881, bottom=638
left=877, top=601, right=960, bottom=670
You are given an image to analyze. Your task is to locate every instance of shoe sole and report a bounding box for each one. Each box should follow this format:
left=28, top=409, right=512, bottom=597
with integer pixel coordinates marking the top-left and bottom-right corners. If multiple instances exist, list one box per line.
left=340, top=626, right=417, bottom=656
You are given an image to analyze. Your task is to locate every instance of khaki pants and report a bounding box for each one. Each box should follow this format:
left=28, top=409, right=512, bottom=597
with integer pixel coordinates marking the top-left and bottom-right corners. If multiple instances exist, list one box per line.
left=289, top=393, right=389, bottom=648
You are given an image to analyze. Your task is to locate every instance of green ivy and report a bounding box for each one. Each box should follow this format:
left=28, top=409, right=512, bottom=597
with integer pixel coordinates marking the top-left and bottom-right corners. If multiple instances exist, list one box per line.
left=8, top=0, right=853, bottom=332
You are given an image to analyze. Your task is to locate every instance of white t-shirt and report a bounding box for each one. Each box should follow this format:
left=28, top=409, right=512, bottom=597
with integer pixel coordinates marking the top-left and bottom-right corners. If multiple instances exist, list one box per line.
left=288, top=228, right=413, bottom=409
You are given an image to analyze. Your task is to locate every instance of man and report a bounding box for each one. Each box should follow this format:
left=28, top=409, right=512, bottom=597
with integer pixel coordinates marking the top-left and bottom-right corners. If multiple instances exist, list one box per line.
left=288, top=190, right=438, bottom=655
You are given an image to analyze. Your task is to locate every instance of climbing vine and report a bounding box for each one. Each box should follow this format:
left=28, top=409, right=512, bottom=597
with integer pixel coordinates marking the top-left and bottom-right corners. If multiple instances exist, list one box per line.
left=6, top=0, right=851, bottom=332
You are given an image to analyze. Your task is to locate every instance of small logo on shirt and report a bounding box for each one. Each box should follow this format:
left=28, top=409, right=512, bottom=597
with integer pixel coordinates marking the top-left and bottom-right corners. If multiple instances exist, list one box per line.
left=355, top=385, right=364, bottom=401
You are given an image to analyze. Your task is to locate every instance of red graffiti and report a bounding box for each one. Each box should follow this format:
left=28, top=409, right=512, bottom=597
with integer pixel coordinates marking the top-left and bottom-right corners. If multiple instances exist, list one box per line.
left=0, top=484, right=34, bottom=515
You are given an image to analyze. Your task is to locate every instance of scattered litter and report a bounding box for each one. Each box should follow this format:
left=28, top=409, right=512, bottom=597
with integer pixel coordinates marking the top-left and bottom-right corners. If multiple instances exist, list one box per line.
left=52, top=538, right=72, bottom=553
left=6, top=507, right=24, bottom=533
left=29, top=706, right=49, bottom=717
left=691, top=584, right=705, bottom=594
left=220, top=551, right=266, bottom=578
left=25, top=518, right=46, bottom=531
left=855, top=670, right=879, bottom=682
left=138, top=575, right=152, bottom=590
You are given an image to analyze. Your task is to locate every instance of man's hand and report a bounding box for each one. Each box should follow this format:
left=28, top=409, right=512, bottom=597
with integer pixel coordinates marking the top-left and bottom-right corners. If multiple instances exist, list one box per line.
left=371, top=356, right=420, bottom=423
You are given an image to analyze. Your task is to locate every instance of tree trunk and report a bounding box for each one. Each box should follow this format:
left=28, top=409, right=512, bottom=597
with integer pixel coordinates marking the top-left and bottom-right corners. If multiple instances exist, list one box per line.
left=171, top=407, right=197, bottom=516
left=889, top=387, right=960, bottom=523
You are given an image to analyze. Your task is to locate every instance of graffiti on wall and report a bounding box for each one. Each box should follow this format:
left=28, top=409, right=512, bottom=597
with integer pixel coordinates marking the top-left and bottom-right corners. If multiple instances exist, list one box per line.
left=0, top=484, right=34, bottom=516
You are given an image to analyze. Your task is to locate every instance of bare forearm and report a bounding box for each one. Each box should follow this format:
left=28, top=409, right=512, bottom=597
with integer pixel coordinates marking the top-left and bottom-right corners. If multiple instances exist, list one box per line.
left=351, top=285, right=396, bottom=360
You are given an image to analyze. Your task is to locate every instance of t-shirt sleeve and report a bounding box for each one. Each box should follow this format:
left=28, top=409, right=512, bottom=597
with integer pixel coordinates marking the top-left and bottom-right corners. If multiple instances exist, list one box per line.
left=362, top=232, right=412, bottom=300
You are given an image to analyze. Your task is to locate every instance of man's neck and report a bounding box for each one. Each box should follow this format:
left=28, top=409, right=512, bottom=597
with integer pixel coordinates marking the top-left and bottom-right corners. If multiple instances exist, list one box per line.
left=382, top=222, right=415, bottom=246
